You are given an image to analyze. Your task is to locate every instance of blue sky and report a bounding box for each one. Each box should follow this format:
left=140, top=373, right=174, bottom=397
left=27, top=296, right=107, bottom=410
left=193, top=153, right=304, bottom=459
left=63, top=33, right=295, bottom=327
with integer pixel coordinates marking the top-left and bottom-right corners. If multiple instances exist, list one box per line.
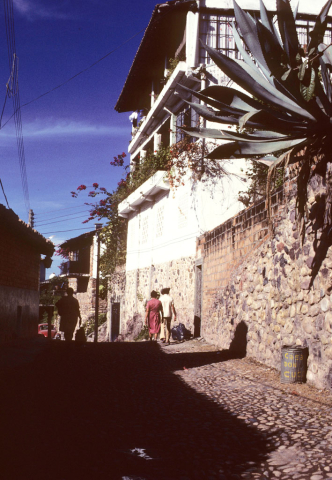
left=0, top=0, right=158, bottom=275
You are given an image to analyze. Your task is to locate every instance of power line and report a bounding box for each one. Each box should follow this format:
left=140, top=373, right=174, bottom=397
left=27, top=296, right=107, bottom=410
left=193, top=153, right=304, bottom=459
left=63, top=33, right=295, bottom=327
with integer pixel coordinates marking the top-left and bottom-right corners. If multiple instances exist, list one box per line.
left=40, top=226, right=99, bottom=235
left=0, top=178, right=10, bottom=208
left=36, top=214, right=91, bottom=227
left=35, top=204, right=89, bottom=217
left=35, top=209, right=91, bottom=222
left=0, top=28, right=146, bottom=131
left=4, top=0, right=30, bottom=215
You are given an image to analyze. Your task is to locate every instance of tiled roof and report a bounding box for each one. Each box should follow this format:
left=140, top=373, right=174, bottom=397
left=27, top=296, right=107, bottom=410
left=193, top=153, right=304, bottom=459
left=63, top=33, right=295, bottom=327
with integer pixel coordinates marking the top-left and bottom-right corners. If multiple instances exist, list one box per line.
left=59, top=230, right=95, bottom=250
left=0, top=204, right=54, bottom=255
left=114, top=0, right=196, bottom=113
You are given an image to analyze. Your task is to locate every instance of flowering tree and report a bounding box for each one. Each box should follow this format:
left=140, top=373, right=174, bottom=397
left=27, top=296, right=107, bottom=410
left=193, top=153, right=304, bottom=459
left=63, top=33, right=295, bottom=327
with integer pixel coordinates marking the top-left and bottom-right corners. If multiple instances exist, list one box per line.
left=67, top=124, right=248, bottom=277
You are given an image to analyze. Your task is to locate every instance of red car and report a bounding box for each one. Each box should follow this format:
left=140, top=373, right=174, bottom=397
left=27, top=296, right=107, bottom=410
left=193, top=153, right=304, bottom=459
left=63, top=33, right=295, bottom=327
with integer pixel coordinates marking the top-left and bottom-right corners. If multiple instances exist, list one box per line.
left=38, top=323, right=57, bottom=339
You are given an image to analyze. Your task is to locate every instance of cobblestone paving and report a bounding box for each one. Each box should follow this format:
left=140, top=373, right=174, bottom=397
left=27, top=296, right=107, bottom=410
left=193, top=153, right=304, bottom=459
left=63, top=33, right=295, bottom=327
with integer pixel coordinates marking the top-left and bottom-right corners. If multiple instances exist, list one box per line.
left=163, top=339, right=332, bottom=480
left=1, top=338, right=332, bottom=480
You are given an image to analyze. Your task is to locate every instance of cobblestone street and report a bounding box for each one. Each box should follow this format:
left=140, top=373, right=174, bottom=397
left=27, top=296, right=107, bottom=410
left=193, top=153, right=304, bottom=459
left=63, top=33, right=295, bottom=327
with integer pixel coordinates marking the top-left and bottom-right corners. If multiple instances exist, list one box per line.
left=1, top=338, right=332, bottom=480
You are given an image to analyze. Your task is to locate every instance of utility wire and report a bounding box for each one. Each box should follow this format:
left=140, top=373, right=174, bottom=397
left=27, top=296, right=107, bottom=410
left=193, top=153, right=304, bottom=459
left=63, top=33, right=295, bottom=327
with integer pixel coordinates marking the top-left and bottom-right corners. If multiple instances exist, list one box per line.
left=35, top=209, right=91, bottom=222
left=3, top=0, right=30, bottom=215
left=40, top=226, right=99, bottom=235
left=0, top=178, right=10, bottom=208
left=35, top=204, right=89, bottom=216
left=36, top=214, right=92, bottom=227
left=0, top=28, right=146, bottom=131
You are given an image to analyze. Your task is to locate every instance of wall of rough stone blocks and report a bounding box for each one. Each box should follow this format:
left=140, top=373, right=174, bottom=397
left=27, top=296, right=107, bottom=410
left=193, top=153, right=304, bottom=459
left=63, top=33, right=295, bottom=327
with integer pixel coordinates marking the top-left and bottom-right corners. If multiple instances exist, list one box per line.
left=118, top=256, right=196, bottom=340
left=107, top=265, right=126, bottom=341
left=199, top=162, right=332, bottom=390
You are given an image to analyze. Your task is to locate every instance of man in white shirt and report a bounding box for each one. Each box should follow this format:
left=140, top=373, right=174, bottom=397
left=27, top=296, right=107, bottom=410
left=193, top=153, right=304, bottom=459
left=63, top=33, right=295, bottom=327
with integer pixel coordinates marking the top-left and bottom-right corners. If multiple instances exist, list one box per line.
left=159, top=288, right=176, bottom=345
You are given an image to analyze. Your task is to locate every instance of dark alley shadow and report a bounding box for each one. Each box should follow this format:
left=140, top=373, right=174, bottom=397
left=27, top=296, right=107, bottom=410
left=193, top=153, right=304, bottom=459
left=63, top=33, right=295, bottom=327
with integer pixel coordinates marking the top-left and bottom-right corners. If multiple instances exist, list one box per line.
left=0, top=340, right=273, bottom=480
left=165, top=321, right=248, bottom=371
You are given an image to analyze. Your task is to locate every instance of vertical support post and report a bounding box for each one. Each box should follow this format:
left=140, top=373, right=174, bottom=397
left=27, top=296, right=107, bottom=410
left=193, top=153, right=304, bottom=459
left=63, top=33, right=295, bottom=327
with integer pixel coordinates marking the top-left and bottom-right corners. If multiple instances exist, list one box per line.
left=94, top=224, right=102, bottom=343
left=47, top=306, right=54, bottom=341
left=28, top=209, right=34, bottom=228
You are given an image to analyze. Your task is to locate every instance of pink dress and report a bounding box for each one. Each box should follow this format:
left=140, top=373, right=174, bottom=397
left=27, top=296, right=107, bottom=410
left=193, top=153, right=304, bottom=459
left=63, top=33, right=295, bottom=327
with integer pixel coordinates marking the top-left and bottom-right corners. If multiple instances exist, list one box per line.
left=146, top=298, right=162, bottom=334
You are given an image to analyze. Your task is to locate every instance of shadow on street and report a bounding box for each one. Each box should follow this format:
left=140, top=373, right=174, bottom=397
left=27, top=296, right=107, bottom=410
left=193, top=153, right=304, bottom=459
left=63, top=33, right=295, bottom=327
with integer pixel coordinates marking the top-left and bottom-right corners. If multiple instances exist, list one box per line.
left=0, top=340, right=272, bottom=480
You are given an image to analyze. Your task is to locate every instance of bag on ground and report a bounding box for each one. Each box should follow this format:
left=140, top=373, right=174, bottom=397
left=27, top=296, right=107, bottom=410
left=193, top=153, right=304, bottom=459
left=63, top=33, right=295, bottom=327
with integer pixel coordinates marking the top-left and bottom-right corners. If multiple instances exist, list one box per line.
left=75, top=326, right=86, bottom=343
left=171, top=323, right=191, bottom=341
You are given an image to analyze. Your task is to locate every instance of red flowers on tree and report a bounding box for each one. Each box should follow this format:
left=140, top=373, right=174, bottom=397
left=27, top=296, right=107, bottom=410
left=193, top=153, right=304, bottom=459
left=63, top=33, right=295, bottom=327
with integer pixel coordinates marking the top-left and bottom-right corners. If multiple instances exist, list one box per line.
left=110, top=152, right=126, bottom=167
left=55, top=246, right=70, bottom=258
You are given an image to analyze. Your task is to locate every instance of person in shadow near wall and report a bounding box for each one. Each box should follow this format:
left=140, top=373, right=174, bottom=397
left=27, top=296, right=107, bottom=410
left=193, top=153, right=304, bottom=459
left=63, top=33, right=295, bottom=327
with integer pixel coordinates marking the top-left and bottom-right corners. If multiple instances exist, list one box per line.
left=159, top=287, right=176, bottom=346
left=145, top=290, right=163, bottom=342
left=56, top=287, right=82, bottom=342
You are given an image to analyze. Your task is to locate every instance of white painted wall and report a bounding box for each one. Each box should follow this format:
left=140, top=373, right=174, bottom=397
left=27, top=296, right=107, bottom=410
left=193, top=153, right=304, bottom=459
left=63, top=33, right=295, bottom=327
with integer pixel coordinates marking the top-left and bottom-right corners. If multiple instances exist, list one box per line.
left=186, top=10, right=200, bottom=68
left=125, top=160, right=247, bottom=272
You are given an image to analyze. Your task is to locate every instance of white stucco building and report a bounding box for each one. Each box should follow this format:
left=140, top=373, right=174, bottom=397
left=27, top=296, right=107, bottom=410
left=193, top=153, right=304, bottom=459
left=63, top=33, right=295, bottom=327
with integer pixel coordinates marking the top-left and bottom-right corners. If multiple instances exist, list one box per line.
left=113, top=0, right=332, bottom=339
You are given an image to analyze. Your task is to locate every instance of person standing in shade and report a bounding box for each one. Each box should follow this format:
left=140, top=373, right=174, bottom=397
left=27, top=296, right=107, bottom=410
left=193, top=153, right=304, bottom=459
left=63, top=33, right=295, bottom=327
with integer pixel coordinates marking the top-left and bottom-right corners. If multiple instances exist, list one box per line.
left=145, top=290, right=163, bottom=341
left=56, top=287, right=82, bottom=342
left=159, top=287, right=176, bottom=345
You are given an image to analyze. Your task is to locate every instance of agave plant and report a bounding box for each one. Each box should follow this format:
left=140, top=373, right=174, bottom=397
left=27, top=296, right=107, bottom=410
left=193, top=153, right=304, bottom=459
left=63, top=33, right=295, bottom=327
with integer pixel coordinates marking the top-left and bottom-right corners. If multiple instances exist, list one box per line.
left=178, top=0, right=332, bottom=160
left=176, top=0, right=332, bottom=235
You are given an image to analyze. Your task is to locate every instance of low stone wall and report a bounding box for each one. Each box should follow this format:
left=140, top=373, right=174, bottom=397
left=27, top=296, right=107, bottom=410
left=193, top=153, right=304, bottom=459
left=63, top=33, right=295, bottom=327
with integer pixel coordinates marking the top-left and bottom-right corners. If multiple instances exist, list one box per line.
left=119, top=256, right=196, bottom=340
left=200, top=164, right=332, bottom=390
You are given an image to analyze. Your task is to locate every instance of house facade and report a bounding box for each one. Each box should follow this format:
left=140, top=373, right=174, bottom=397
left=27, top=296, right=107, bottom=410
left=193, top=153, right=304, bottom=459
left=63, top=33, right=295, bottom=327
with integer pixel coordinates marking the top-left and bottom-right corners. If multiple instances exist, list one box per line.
left=59, top=227, right=107, bottom=324
left=114, top=0, right=331, bottom=340
left=0, top=204, right=54, bottom=342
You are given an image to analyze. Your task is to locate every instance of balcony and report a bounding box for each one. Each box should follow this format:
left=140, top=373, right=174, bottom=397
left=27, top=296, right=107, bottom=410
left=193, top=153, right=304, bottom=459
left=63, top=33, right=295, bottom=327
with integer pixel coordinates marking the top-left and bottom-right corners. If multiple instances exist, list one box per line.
left=128, top=61, right=200, bottom=156
left=118, top=170, right=170, bottom=218
left=60, top=260, right=89, bottom=276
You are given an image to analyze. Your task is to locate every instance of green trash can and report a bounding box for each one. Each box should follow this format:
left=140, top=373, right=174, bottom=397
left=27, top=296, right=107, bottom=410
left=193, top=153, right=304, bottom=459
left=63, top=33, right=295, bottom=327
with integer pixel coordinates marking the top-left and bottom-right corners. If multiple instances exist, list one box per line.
left=281, top=345, right=308, bottom=384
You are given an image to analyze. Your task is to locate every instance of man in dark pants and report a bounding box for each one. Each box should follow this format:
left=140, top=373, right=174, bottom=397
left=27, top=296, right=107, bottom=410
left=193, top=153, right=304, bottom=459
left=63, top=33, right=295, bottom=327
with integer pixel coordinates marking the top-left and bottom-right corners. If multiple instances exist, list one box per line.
left=56, top=288, right=82, bottom=341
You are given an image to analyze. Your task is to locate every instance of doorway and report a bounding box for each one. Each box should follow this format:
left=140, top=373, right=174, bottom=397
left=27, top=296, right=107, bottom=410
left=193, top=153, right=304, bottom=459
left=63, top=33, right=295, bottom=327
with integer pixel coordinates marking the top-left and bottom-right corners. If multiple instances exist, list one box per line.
left=194, top=262, right=202, bottom=337
left=111, top=303, right=120, bottom=342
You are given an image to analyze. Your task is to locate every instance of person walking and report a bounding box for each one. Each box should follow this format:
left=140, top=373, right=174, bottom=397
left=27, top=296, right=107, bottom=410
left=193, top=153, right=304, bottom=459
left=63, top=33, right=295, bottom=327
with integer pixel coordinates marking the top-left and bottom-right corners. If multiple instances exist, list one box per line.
left=56, top=287, right=82, bottom=342
left=145, top=290, right=163, bottom=341
left=159, top=287, right=176, bottom=345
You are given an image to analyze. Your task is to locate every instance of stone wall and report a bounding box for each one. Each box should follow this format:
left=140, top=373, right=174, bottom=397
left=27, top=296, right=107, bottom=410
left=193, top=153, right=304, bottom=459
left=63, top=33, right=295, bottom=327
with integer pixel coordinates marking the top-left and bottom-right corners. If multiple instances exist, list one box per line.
left=199, top=163, right=332, bottom=390
left=107, top=265, right=126, bottom=341
left=119, top=256, right=196, bottom=340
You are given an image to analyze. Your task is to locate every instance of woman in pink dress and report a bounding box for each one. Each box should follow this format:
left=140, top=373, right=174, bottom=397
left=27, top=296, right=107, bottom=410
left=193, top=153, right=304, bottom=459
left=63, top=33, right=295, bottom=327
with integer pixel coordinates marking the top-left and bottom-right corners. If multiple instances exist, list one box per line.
left=145, top=290, right=163, bottom=341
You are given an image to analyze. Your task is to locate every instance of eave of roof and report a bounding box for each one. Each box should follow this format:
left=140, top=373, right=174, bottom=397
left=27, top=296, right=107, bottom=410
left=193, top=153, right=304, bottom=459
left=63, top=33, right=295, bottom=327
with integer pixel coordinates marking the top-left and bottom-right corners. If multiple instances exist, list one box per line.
left=114, top=0, right=197, bottom=113
left=0, top=204, right=54, bottom=256
left=60, top=230, right=95, bottom=250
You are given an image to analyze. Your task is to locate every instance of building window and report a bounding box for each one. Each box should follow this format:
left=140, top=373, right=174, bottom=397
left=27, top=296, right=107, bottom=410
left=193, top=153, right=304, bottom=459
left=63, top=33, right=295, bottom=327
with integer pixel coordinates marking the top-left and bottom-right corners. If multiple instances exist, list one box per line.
left=141, top=215, right=149, bottom=244
left=296, top=20, right=332, bottom=51
left=178, top=194, right=188, bottom=229
left=69, top=251, right=79, bottom=261
left=200, top=14, right=332, bottom=64
left=176, top=106, right=200, bottom=143
left=200, top=14, right=238, bottom=64
left=77, top=277, right=89, bottom=293
left=156, top=205, right=164, bottom=238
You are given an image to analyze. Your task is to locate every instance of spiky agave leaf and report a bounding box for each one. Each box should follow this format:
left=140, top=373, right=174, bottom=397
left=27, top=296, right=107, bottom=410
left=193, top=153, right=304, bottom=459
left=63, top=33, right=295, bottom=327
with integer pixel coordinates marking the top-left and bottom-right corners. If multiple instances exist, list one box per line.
left=177, top=0, right=332, bottom=165
left=176, top=0, right=332, bottom=234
